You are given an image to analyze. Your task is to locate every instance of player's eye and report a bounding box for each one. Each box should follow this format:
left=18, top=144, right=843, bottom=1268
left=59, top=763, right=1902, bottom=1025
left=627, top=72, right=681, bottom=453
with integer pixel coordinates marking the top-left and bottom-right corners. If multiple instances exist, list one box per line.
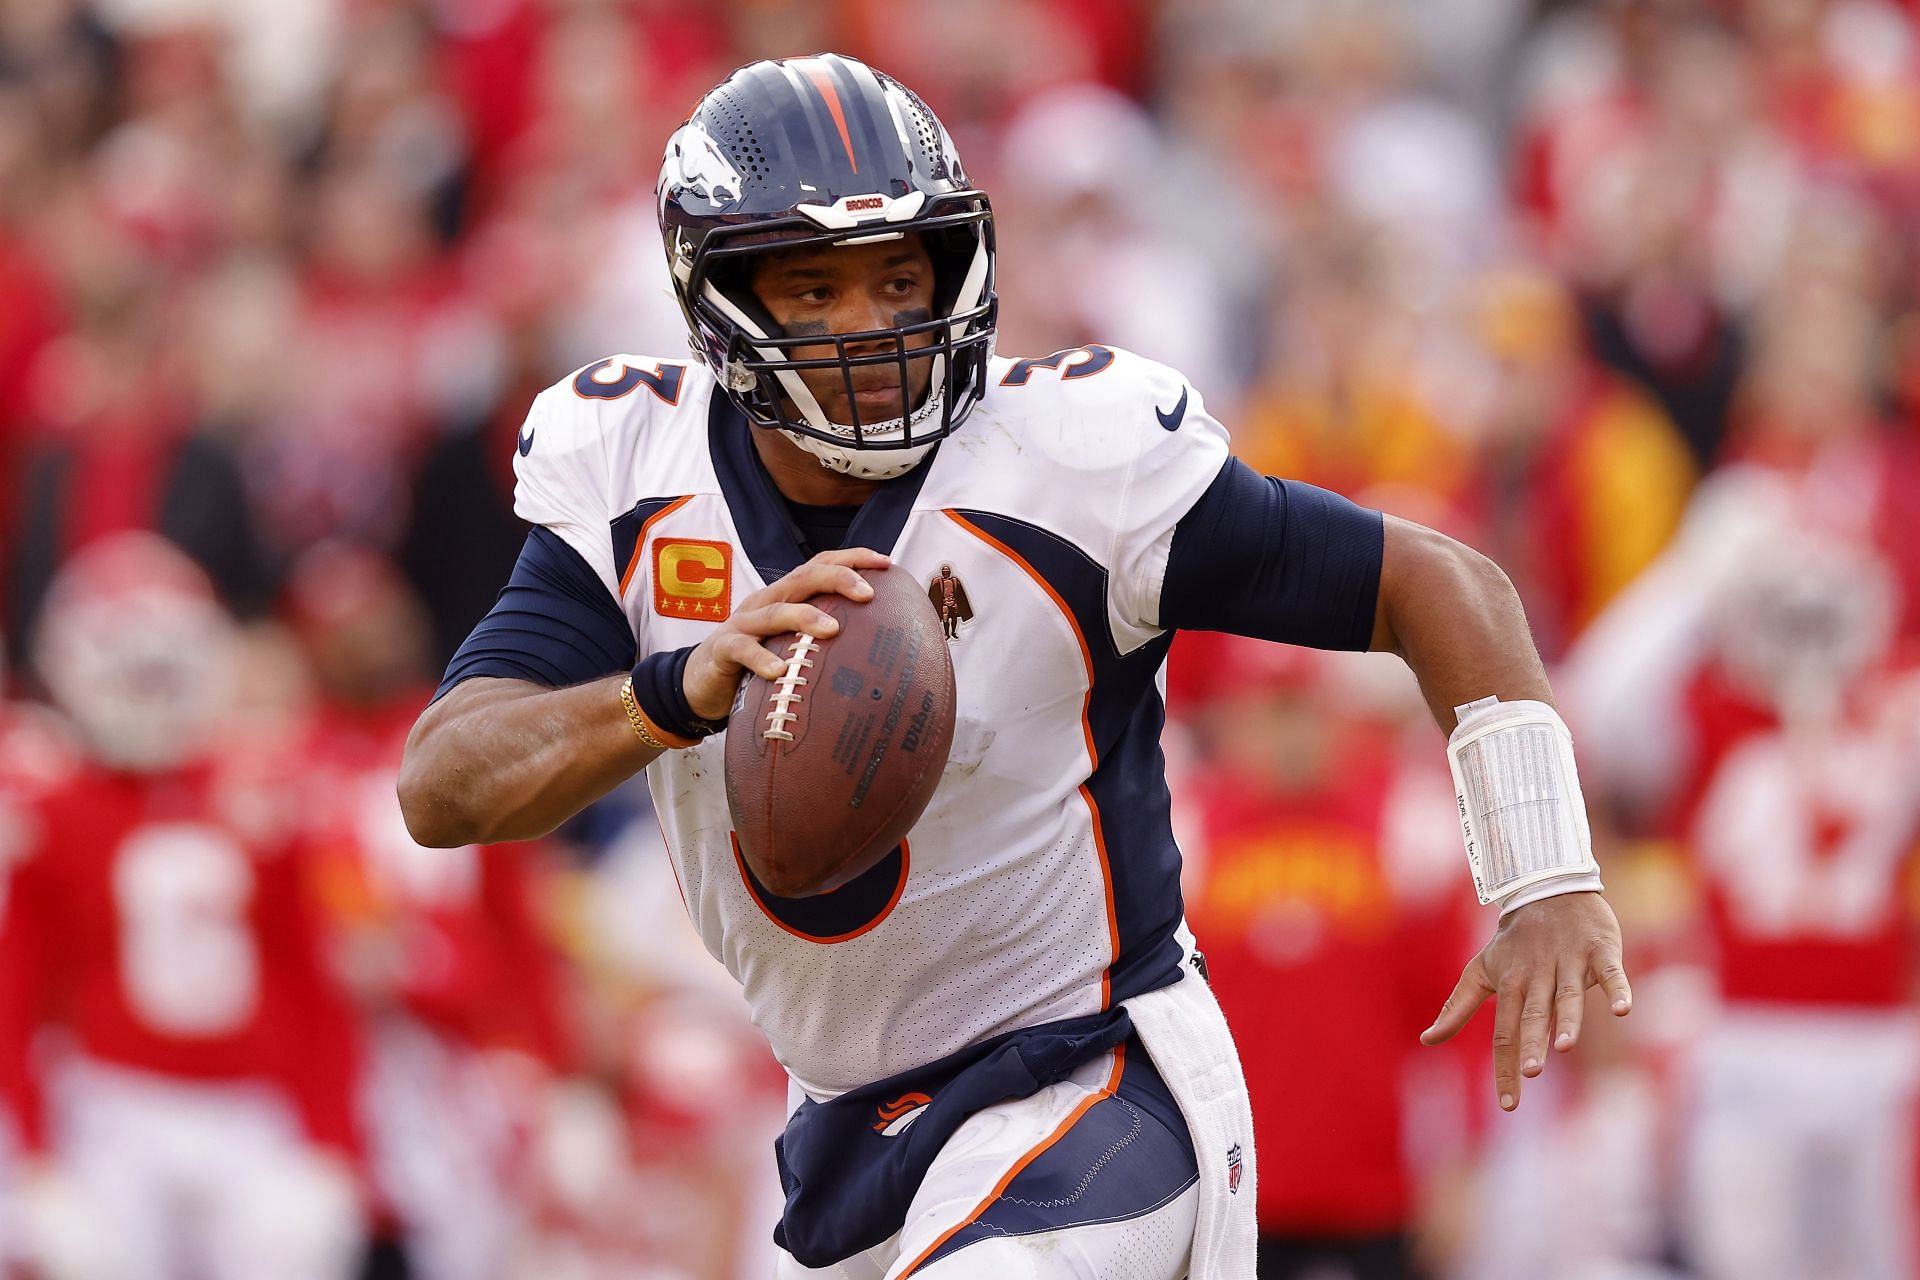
left=882, top=276, right=918, bottom=296
left=796, top=286, right=833, bottom=304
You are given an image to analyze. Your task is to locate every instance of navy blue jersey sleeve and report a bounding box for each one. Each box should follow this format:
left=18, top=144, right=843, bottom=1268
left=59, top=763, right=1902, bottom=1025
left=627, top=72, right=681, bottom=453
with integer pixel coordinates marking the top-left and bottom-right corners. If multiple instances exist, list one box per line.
left=435, top=527, right=637, bottom=699
left=1157, top=458, right=1384, bottom=650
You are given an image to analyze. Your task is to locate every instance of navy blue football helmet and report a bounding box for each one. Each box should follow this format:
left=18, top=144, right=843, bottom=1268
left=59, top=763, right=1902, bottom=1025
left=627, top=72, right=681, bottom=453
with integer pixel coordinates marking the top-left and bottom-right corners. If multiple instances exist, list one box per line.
left=657, top=54, right=996, bottom=478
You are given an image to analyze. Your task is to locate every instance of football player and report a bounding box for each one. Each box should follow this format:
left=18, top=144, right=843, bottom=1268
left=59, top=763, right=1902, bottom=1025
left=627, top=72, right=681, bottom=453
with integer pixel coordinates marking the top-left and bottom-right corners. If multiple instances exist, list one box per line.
left=399, top=54, right=1631, bottom=1279
left=1175, top=637, right=1475, bottom=1280
left=284, top=544, right=569, bottom=1280
left=0, top=534, right=367, bottom=1280
left=1567, top=488, right=1920, bottom=1279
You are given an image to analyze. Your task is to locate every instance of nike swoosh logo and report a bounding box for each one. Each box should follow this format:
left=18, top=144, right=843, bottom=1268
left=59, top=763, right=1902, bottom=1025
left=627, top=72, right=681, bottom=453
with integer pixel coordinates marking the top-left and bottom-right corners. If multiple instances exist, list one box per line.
left=1156, top=386, right=1188, bottom=432
left=518, top=425, right=536, bottom=456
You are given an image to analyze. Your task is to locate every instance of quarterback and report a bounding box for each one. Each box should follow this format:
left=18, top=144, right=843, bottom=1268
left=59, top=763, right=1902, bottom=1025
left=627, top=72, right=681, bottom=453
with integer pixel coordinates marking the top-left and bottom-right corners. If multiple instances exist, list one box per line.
left=400, top=54, right=1630, bottom=1279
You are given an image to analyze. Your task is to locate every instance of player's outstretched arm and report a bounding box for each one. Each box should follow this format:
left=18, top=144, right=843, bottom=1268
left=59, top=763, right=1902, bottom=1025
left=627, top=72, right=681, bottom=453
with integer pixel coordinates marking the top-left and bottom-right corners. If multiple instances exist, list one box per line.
left=1369, top=516, right=1631, bottom=1112
left=398, top=549, right=885, bottom=847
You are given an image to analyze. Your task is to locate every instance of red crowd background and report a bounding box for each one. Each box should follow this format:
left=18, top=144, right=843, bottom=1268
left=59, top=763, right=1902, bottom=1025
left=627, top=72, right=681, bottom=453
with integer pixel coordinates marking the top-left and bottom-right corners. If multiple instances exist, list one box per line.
left=2, top=1, right=1919, bottom=1277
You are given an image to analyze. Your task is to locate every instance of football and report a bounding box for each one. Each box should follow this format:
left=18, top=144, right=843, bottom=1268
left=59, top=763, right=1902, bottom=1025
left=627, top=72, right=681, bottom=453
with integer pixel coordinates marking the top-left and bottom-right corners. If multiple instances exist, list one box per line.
left=725, top=566, right=957, bottom=897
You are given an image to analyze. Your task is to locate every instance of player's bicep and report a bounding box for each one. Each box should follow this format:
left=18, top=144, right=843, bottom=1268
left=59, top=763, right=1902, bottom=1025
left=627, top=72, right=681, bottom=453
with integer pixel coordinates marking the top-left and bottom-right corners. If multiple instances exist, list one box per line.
left=436, top=527, right=637, bottom=699
left=1156, top=458, right=1383, bottom=650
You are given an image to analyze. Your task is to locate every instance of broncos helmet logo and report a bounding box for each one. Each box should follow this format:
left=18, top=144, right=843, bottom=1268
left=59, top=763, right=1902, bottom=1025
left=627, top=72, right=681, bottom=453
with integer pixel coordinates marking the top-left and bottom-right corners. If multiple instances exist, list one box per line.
left=662, top=121, right=744, bottom=209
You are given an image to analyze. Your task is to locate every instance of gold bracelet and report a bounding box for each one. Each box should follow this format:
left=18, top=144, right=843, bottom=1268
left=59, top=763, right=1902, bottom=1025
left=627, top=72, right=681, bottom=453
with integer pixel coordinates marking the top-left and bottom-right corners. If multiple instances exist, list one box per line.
left=620, top=675, right=699, bottom=751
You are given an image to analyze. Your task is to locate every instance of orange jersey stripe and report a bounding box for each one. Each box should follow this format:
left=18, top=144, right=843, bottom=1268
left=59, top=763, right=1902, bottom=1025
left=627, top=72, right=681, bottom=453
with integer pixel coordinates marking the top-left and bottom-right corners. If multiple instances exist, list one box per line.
left=944, top=509, right=1119, bottom=1007
left=942, top=511, right=1097, bottom=766
left=896, top=1044, right=1127, bottom=1277
left=618, top=495, right=694, bottom=598
left=1079, top=782, right=1118, bottom=1009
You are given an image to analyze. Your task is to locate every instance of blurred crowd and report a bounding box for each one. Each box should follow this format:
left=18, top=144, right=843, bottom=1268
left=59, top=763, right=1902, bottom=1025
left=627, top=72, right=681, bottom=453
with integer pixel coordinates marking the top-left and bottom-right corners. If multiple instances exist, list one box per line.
left=0, top=0, right=1918, bottom=1277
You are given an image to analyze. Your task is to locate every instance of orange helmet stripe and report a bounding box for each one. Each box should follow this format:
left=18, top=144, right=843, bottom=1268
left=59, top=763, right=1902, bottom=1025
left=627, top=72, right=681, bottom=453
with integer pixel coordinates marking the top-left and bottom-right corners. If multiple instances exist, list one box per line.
left=796, top=58, right=858, bottom=174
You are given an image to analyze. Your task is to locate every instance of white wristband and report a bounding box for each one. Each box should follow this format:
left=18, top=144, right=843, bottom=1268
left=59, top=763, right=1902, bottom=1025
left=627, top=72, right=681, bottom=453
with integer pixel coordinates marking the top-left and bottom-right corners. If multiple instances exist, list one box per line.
left=1446, top=696, right=1602, bottom=909
left=1499, top=870, right=1604, bottom=917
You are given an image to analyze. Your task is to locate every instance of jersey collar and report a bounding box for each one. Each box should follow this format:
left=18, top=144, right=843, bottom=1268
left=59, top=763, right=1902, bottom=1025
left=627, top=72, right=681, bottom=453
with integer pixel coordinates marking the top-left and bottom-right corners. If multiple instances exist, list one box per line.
left=708, top=385, right=936, bottom=580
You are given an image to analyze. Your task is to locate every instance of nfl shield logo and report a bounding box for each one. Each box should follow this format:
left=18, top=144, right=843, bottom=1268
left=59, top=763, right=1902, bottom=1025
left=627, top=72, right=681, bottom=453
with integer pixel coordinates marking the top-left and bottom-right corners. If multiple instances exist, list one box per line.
left=1226, top=1143, right=1243, bottom=1195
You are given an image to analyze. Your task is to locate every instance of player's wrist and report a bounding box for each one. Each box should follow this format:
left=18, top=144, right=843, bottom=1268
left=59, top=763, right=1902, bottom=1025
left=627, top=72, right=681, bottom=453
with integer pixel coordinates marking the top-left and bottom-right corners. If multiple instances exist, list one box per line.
left=629, top=648, right=726, bottom=747
left=1447, top=696, right=1603, bottom=908
left=1497, top=873, right=1605, bottom=918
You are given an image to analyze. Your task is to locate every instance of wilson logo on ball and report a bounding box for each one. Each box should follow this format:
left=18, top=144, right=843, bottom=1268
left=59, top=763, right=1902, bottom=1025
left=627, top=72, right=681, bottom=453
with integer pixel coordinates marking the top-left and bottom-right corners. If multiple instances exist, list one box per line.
left=653, top=538, right=732, bottom=620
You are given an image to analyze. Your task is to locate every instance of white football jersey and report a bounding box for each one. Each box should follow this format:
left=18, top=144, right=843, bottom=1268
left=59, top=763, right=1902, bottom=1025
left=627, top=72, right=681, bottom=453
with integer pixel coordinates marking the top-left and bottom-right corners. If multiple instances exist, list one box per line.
left=515, top=346, right=1228, bottom=1098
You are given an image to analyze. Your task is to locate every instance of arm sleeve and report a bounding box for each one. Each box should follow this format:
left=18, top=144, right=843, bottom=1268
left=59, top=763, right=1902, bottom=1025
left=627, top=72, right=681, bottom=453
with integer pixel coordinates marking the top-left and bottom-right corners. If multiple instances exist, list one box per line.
left=1157, top=457, right=1384, bottom=651
left=435, top=527, right=638, bottom=699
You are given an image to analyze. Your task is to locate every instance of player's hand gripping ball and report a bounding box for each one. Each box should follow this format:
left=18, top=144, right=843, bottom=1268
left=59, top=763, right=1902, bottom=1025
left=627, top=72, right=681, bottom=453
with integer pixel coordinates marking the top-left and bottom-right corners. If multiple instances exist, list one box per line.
left=725, top=566, right=956, bottom=897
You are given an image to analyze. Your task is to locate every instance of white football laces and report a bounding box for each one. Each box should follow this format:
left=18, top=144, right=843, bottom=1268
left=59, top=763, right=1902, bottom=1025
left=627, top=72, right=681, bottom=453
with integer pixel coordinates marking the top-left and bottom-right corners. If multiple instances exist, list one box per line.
left=763, top=634, right=820, bottom=742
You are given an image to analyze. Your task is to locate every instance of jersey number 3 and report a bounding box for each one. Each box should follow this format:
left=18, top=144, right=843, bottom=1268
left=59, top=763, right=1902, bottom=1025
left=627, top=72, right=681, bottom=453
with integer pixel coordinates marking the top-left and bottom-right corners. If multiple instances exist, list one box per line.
left=999, top=344, right=1115, bottom=386
left=573, top=358, right=686, bottom=404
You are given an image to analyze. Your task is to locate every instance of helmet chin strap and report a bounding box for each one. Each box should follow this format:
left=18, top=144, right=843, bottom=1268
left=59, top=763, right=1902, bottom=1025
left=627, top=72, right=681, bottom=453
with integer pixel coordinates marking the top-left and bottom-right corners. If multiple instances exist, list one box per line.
left=780, top=382, right=948, bottom=479
left=781, top=428, right=938, bottom=480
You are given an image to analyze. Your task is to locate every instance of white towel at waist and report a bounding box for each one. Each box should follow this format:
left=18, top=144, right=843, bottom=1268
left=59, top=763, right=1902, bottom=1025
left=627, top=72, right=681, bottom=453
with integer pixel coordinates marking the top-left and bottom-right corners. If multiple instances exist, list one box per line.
left=1122, top=923, right=1258, bottom=1279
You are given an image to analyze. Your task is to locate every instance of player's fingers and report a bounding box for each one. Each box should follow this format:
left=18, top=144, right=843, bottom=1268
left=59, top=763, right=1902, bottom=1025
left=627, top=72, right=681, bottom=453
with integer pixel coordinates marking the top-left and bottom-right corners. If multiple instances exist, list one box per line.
left=1491, top=977, right=1525, bottom=1111
left=711, top=632, right=788, bottom=683
left=1517, top=979, right=1552, bottom=1081
left=731, top=601, right=841, bottom=642
left=1420, top=958, right=1492, bottom=1047
left=1553, top=964, right=1585, bottom=1053
left=805, top=546, right=891, bottom=571
left=759, top=561, right=877, bottom=607
left=1590, top=938, right=1634, bottom=1017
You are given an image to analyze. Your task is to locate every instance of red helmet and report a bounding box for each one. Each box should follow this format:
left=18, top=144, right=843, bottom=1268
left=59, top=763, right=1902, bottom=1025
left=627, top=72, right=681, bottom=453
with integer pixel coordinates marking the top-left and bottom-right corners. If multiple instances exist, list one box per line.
left=33, top=533, right=236, bottom=771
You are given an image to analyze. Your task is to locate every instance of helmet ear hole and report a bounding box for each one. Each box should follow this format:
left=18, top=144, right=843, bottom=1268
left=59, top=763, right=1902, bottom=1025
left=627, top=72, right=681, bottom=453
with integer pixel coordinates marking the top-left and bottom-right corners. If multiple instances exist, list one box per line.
left=706, top=257, right=785, bottom=337
left=926, top=226, right=981, bottom=320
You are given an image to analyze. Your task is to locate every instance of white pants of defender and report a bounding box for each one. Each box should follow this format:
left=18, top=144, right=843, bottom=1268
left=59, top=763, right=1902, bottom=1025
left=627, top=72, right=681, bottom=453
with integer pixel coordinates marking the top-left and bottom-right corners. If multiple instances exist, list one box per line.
left=1683, top=1007, right=1920, bottom=1280
left=361, top=1019, right=524, bottom=1280
left=20, top=1059, right=364, bottom=1280
left=773, top=1047, right=1199, bottom=1280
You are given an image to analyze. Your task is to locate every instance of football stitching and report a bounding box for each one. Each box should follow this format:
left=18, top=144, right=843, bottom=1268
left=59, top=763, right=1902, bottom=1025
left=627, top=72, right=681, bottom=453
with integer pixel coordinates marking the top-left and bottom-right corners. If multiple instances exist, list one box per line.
left=763, top=634, right=818, bottom=742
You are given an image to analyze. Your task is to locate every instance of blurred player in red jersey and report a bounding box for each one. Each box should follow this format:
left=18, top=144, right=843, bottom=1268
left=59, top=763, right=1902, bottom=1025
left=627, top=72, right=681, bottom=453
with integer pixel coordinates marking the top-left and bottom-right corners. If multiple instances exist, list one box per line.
left=1176, top=636, right=1473, bottom=1280
left=1672, top=540, right=1920, bottom=1280
left=1562, top=200, right=1920, bottom=1273
left=1570, top=510, right=1920, bottom=1276
left=0, top=534, right=368, bottom=1280
left=283, top=543, right=573, bottom=1280
left=0, top=639, right=81, bottom=885
left=507, top=811, right=789, bottom=1279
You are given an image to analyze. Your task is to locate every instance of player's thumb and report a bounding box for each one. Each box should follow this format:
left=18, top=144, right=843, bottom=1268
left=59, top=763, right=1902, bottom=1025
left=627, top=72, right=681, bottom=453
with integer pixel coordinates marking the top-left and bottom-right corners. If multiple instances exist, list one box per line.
left=1420, top=958, right=1492, bottom=1046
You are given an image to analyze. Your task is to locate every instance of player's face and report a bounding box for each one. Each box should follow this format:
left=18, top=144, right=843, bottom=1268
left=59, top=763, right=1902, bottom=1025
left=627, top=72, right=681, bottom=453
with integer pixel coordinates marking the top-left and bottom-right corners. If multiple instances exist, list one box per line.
left=750, top=235, right=938, bottom=427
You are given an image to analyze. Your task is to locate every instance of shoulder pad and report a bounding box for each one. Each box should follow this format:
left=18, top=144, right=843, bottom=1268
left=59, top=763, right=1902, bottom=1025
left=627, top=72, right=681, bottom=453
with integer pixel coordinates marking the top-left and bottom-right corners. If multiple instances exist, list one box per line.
left=514, top=355, right=704, bottom=595
left=978, top=345, right=1225, bottom=477
left=522, top=354, right=697, bottom=461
